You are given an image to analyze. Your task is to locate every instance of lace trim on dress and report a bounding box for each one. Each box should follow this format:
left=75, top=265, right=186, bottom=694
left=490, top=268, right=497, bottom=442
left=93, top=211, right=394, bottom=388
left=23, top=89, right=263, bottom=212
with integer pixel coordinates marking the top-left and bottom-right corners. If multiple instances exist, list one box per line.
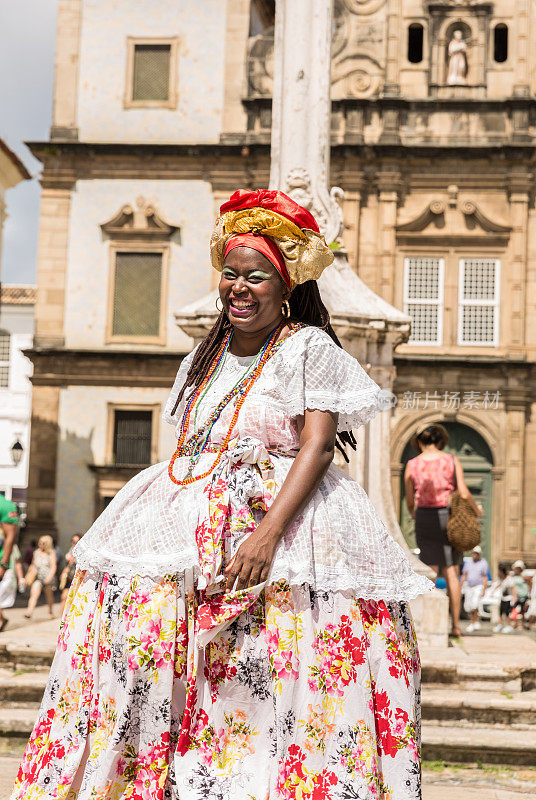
left=74, top=542, right=433, bottom=601
left=284, top=385, right=387, bottom=431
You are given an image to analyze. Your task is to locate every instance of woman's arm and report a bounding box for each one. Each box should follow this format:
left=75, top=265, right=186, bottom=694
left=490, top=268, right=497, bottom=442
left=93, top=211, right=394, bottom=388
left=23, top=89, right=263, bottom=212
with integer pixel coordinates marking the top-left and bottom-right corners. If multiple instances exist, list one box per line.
left=44, top=552, right=57, bottom=585
left=225, top=409, right=337, bottom=591
left=453, top=457, right=483, bottom=516
left=404, top=463, right=416, bottom=519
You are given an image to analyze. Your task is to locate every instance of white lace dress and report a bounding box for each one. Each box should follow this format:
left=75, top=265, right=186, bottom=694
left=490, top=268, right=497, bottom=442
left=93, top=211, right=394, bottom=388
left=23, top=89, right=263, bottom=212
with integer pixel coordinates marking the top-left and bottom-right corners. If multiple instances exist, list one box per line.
left=11, top=326, right=431, bottom=800
left=75, top=326, right=430, bottom=601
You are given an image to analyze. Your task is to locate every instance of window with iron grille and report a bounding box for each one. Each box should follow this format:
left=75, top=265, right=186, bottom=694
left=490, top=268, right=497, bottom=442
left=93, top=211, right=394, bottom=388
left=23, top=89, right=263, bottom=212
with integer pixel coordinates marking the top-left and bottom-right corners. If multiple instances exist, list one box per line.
left=112, top=251, right=162, bottom=338
left=0, top=330, right=10, bottom=388
left=113, top=410, right=153, bottom=466
left=458, top=258, right=500, bottom=346
left=403, top=257, right=444, bottom=345
left=132, top=44, right=171, bottom=102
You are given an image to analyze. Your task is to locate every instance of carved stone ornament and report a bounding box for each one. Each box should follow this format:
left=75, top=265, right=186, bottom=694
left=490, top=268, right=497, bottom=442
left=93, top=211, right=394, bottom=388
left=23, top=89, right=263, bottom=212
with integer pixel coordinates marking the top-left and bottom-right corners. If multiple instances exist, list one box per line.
left=342, top=0, right=386, bottom=15
left=100, top=196, right=179, bottom=240
left=397, top=195, right=511, bottom=237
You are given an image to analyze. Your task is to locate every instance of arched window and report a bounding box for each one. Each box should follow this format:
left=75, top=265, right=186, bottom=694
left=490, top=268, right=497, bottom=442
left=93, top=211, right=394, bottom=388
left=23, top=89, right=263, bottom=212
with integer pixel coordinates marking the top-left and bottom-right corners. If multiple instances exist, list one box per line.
left=0, top=330, right=10, bottom=388
left=408, top=23, right=424, bottom=64
left=493, top=24, right=508, bottom=63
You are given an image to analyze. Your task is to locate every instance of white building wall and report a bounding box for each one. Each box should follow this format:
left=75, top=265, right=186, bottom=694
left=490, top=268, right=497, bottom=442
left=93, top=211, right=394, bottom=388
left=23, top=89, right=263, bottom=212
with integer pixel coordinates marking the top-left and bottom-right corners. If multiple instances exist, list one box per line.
left=64, top=178, right=215, bottom=351
left=77, top=0, right=227, bottom=143
left=56, top=384, right=178, bottom=545
left=0, top=301, right=34, bottom=499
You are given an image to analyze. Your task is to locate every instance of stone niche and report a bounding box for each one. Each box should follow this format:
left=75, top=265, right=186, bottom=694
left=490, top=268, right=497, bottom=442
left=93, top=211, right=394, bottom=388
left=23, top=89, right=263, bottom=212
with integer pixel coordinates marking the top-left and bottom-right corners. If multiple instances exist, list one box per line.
left=247, top=0, right=388, bottom=100
left=427, top=1, right=493, bottom=98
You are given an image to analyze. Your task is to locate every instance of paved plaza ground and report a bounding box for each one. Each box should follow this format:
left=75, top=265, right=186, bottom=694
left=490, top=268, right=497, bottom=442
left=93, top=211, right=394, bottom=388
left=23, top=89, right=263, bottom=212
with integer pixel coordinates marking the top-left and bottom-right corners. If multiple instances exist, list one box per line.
left=1, top=599, right=536, bottom=799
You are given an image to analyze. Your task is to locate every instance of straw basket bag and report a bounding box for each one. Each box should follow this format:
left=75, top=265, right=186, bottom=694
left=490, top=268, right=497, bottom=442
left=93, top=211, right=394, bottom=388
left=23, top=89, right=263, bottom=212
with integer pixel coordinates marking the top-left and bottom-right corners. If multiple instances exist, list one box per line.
left=446, top=490, right=481, bottom=552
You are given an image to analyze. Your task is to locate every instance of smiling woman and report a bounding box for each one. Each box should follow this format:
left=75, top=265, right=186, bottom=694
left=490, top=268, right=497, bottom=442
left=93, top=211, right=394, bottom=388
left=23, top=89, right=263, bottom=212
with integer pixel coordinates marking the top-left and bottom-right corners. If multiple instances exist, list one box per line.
left=10, top=189, right=432, bottom=800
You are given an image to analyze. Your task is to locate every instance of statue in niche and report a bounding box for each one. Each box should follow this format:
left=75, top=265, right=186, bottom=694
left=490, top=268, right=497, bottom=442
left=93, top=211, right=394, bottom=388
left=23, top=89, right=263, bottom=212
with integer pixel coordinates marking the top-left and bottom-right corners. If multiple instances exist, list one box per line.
left=446, top=29, right=468, bottom=85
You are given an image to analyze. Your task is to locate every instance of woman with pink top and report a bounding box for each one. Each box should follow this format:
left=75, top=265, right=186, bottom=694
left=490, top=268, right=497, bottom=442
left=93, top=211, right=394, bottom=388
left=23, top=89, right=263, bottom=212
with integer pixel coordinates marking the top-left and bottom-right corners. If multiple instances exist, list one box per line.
left=404, top=423, right=482, bottom=637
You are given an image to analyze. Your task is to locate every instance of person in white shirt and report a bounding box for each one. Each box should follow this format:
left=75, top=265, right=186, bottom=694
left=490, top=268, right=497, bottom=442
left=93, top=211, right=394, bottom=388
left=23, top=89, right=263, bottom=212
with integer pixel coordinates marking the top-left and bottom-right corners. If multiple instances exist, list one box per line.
left=461, top=545, right=488, bottom=632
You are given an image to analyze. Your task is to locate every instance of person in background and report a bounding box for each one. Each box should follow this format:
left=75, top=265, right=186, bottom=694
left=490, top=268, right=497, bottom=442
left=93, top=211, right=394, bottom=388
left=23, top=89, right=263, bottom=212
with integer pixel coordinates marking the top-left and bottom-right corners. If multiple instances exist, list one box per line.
left=53, top=537, right=64, bottom=577
left=525, top=571, right=536, bottom=630
left=492, top=563, right=515, bottom=633
left=0, top=496, right=21, bottom=632
left=405, top=423, right=482, bottom=637
left=23, top=539, right=36, bottom=568
left=510, top=560, right=529, bottom=630
left=59, top=534, right=81, bottom=615
left=24, top=535, right=57, bottom=620
left=461, top=545, right=488, bottom=632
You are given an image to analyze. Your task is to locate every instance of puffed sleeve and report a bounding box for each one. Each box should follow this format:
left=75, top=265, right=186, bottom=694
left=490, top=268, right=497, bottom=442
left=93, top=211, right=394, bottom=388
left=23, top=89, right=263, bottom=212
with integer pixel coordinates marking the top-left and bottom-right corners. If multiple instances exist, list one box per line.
left=281, top=328, right=389, bottom=432
left=162, top=345, right=200, bottom=427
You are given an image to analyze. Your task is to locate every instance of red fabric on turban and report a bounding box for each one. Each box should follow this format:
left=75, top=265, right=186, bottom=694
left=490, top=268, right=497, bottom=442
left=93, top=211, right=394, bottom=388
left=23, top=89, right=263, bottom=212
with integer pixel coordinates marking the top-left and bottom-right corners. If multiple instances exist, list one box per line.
left=223, top=233, right=291, bottom=288
left=220, top=189, right=320, bottom=234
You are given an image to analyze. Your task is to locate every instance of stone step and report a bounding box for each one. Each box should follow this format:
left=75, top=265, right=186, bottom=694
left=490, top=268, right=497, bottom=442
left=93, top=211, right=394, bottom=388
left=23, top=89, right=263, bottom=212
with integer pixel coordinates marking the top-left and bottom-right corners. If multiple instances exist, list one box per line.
left=422, top=661, right=536, bottom=693
left=0, top=707, right=37, bottom=738
left=422, top=687, right=536, bottom=727
left=0, top=642, right=54, bottom=671
left=0, top=669, right=47, bottom=706
left=422, top=723, right=536, bottom=766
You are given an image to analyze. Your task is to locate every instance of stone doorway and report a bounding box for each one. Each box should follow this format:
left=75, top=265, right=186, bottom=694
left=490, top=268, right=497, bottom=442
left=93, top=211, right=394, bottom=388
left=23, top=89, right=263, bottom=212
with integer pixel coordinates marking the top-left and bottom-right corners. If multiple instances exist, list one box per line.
left=399, top=422, right=494, bottom=565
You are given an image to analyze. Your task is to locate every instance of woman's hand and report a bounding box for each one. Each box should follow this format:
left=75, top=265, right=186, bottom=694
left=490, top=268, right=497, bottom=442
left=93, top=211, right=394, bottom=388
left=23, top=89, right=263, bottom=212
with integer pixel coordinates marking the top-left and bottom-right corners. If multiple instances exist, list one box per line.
left=223, top=408, right=337, bottom=593
left=224, top=522, right=280, bottom=591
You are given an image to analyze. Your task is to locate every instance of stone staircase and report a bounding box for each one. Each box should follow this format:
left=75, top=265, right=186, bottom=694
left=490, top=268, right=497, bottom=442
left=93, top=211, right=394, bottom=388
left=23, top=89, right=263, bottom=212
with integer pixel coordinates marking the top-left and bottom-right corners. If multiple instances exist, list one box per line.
left=1, top=626, right=536, bottom=766
left=0, top=623, right=55, bottom=752
left=421, top=654, right=536, bottom=766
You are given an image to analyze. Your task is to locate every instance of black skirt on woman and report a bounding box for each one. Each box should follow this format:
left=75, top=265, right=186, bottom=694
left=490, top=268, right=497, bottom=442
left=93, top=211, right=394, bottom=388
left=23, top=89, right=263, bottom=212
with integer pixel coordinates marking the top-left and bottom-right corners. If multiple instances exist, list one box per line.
left=415, top=506, right=462, bottom=569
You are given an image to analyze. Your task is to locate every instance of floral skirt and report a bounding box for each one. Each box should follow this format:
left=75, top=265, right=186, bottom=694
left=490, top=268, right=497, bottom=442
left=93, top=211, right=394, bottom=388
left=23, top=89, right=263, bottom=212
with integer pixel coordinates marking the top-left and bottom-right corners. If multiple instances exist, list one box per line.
left=11, top=570, right=422, bottom=800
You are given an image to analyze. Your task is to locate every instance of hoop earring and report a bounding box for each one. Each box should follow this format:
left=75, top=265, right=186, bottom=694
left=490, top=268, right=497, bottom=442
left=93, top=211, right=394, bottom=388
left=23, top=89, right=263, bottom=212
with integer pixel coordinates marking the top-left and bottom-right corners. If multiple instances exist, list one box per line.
left=282, top=300, right=290, bottom=318
left=215, top=297, right=224, bottom=313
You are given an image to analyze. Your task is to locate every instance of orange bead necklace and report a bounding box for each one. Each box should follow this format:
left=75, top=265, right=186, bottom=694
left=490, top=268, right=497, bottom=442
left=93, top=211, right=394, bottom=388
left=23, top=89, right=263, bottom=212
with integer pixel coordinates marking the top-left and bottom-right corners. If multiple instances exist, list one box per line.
left=168, top=321, right=304, bottom=487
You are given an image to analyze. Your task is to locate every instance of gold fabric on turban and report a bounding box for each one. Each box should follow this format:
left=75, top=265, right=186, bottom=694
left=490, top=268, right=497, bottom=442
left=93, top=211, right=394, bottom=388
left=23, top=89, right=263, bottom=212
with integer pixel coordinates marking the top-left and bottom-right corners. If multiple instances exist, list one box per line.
left=210, top=207, right=334, bottom=288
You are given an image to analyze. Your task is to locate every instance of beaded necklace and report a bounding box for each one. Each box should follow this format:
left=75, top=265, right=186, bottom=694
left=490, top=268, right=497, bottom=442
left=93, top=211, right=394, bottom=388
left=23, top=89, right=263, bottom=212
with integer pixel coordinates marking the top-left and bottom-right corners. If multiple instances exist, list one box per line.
left=193, top=349, right=257, bottom=431
left=168, top=321, right=306, bottom=486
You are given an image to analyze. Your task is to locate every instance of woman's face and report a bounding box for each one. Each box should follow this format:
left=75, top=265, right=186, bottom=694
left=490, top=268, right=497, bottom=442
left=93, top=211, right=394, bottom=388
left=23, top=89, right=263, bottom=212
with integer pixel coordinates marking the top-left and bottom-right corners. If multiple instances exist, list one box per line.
left=219, top=247, right=289, bottom=333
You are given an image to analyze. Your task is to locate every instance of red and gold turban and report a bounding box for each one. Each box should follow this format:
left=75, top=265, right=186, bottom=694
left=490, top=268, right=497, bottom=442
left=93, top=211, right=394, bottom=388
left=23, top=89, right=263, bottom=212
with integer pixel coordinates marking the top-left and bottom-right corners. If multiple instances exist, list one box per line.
left=210, top=189, right=334, bottom=288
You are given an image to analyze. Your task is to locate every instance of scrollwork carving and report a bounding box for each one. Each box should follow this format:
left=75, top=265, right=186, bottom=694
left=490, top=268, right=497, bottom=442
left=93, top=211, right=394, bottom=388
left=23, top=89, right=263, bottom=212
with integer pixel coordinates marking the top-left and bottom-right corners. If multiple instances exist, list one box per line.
left=285, top=169, right=342, bottom=245
left=342, top=0, right=386, bottom=16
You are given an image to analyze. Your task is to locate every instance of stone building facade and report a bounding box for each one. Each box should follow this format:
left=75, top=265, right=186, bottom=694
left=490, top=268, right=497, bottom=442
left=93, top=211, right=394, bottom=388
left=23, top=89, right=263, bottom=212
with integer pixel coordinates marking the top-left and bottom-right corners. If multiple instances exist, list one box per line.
left=28, top=0, right=536, bottom=567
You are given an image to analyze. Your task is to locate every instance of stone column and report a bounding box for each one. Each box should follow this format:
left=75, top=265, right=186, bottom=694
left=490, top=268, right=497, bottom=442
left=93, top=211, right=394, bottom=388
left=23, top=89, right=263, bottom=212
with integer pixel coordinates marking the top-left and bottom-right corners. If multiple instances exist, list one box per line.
left=508, top=176, right=530, bottom=357
left=50, top=0, right=82, bottom=140
left=34, top=188, right=71, bottom=349
left=269, top=0, right=341, bottom=244
left=24, top=184, right=71, bottom=544
left=25, top=386, right=61, bottom=544
left=513, top=0, right=530, bottom=97
left=377, top=172, right=401, bottom=306
left=503, top=396, right=526, bottom=557
left=342, top=176, right=364, bottom=273
left=384, top=0, right=402, bottom=95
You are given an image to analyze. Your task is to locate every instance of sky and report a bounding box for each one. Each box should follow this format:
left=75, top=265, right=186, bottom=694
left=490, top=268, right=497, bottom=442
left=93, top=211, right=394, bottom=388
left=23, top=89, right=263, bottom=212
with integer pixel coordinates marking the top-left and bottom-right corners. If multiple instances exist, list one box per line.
left=0, top=0, right=58, bottom=285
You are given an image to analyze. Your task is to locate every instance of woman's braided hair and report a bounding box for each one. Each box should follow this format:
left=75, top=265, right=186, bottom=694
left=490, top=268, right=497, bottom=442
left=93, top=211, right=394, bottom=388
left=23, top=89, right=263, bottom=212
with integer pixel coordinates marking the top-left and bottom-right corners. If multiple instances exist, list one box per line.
left=173, top=280, right=357, bottom=460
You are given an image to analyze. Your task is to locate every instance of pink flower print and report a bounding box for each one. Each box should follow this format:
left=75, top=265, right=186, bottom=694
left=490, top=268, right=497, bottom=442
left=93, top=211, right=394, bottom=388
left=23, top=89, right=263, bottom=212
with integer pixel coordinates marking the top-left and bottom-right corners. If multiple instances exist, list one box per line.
left=152, top=640, right=173, bottom=670
left=272, top=650, right=299, bottom=681
left=128, top=651, right=141, bottom=672
left=140, top=618, right=161, bottom=648
left=133, top=766, right=157, bottom=800
left=266, top=628, right=280, bottom=653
